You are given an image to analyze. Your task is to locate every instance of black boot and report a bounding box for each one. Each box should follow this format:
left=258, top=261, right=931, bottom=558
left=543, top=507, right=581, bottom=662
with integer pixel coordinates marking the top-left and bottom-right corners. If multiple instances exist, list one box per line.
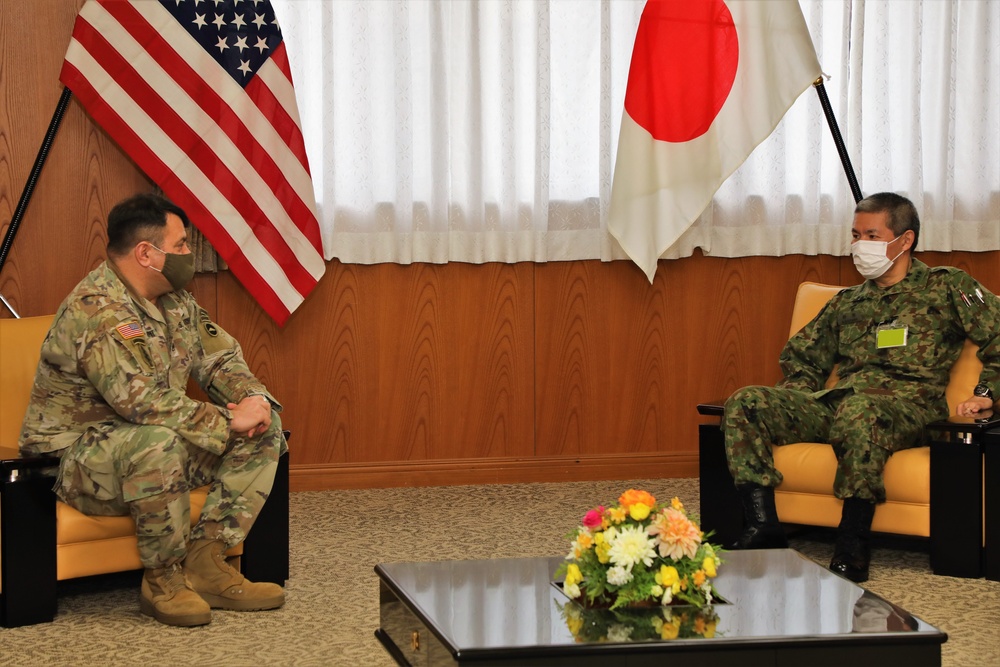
left=733, top=483, right=788, bottom=549
left=829, top=498, right=876, bottom=583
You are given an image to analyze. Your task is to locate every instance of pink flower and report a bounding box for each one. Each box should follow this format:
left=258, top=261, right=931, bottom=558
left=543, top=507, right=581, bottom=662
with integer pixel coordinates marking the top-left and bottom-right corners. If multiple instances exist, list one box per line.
left=582, top=506, right=605, bottom=529
left=648, top=507, right=702, bottom=560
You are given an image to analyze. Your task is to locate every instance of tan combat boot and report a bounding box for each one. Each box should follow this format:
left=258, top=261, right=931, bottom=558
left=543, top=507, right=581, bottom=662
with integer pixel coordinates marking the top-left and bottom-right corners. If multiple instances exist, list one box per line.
left=140, top=564, right=212, bottom=627
left=184, top=538, right=285, bottom=611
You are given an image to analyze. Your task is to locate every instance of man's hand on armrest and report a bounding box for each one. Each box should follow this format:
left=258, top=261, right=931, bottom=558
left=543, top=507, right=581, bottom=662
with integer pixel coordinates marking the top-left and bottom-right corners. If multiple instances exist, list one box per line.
left=956, top=395, right=995, bottom=417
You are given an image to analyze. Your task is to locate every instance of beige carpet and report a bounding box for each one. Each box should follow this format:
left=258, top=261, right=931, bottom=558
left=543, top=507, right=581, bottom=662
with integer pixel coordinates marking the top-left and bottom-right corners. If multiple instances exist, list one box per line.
left=2, top=478, right=998, bottom=666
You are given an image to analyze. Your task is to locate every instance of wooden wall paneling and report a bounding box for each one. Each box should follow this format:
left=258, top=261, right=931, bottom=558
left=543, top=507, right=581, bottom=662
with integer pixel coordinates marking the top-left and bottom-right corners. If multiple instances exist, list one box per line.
left=678, top=253, right=843, bottom=406
left=443, top=262, right=534, bottom=460
left=363, top=261, right=534, bottom=464
left=215, top=260, right=536, bottom=473
left=601, top=260, right=675, bottom=456
left=1, top=0, right=150, bottom=318
left=534, top=260, right=610, bottom=457
left=273, top=261, right=374, bottom=468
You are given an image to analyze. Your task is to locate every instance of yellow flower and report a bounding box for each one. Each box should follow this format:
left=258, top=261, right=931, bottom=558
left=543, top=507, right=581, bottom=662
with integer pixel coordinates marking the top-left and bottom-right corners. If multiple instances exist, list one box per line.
left=567, top=615, right=583, bottom=636
left=595, top=542, right=611, bottom=564
left=564, top=563, right=583, bottom=587
left=703, top=556, right=717, bottom=578
left=661, top=619, right=680, bottom=640
left=655, top=565, right=679, bottom=588
left=577, top=532, right=593, bottom=550
left=693, top=569, right=706, bottom=587
left=704, top=621, right=717, bottom=638
left=629, top=502, right=652, bottom=521
left=671, top=497, right=684, bottom=511
left=608, top=506, right=627, bottom=524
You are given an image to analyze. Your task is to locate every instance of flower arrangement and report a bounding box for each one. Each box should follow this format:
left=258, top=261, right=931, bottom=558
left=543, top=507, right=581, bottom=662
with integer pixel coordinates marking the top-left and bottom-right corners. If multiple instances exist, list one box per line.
left=555, top=489, right=723, bottom=610
left=560, top=601, right=720, bottom=643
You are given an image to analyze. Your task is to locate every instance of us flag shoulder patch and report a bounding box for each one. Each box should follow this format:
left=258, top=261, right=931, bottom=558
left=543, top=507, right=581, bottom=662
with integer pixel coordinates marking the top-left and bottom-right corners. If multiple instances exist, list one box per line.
left=115, top=322, right=144, bottom=340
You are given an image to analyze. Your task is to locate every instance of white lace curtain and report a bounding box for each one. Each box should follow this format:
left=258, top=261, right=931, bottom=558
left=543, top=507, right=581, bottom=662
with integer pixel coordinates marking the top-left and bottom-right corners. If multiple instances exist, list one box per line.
left=274, top=0, right=1000, bottom=265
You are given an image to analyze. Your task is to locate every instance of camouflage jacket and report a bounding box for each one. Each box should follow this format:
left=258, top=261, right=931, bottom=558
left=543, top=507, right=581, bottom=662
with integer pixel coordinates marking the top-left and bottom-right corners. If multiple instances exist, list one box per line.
left=19, top=261, right=280, bottom=457
left=777, top=259, right=1000, bottom=418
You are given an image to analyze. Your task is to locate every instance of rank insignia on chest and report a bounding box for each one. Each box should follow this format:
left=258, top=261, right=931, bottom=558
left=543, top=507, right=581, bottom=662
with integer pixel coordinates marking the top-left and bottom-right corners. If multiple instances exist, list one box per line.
left=115, top=321, right=144, bottom=340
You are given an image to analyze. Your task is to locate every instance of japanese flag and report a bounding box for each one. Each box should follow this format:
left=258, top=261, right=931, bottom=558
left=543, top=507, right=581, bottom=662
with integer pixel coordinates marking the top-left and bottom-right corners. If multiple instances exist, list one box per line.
left=608, top=0, right=822, bottom=281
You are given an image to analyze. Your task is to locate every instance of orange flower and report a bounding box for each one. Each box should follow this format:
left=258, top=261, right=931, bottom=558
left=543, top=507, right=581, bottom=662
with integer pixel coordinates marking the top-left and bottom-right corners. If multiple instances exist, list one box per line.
left=693, top=569, right=706, bottom=587
left=648, top=507, right=702, bottom=560
left=618, top=489, right=657, bottom=511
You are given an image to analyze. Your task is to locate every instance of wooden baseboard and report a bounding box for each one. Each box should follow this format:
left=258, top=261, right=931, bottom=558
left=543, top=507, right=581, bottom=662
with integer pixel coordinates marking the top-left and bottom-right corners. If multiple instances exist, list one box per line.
left=289, top=453, right=699, bottom=491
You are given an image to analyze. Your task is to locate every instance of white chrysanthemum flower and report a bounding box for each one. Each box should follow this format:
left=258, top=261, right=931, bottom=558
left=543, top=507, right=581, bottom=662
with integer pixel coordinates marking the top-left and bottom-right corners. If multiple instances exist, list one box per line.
left=607, top=624, right=633, bottom=642
left=606, top=565, right=632, bottom=586
left=607, top=524, right=657, bottom=569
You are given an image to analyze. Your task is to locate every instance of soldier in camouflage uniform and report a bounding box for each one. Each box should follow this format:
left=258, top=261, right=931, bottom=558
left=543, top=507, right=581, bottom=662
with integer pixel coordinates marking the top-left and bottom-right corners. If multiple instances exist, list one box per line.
left=20, top=194, right=288, bottom=626
left=723, top=192, right=1000, bottom=583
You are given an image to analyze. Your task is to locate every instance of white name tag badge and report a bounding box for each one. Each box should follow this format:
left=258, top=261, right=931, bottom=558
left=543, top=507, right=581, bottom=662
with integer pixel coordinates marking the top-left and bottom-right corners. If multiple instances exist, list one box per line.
left=876, top=322, right=908, bottom=349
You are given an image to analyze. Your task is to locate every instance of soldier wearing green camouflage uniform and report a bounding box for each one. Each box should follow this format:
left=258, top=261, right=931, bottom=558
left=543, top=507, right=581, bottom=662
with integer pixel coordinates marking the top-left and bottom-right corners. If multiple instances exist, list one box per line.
left=20, top=194, right=287, bottom=627
left=723, top=192, right=1000, bottom=583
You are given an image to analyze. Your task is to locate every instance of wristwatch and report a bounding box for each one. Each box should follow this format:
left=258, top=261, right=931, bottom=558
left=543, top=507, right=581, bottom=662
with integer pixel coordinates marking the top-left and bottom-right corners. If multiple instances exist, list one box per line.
left=973, top=383, right=994, bottom=401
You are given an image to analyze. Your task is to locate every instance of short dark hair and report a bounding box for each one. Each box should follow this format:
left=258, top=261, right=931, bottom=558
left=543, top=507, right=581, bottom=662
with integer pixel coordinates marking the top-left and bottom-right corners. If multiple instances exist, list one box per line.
left=854, top=192, right=920, bottom=251
left=106, top=193, right=190, bottom=257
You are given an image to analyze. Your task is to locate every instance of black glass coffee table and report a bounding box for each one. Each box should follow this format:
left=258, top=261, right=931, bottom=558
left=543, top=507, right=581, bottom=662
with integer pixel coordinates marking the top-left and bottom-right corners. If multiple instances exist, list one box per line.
left=375, top=549, right=945, bottom=666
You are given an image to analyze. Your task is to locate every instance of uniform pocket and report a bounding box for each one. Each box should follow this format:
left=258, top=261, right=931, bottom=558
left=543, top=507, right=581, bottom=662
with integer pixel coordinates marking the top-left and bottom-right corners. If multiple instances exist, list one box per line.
left=56, top=425, right=121, bottom=504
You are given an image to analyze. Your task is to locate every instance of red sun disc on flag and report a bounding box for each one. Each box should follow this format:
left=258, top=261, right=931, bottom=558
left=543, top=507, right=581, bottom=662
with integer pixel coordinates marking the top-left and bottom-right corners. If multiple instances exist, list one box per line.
left=624, top=0, right=739, bottom=143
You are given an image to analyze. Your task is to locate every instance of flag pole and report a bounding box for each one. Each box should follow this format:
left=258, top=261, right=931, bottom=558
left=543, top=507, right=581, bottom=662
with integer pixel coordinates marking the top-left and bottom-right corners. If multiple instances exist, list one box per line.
left=812, top=78, right=863, bottom=204
left=0, top=86, right=73, bottom=317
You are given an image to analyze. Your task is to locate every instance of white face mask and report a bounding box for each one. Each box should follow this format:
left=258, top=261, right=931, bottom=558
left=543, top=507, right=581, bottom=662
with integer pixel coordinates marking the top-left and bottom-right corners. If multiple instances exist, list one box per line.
left=851, top=235, right=905, bottom=280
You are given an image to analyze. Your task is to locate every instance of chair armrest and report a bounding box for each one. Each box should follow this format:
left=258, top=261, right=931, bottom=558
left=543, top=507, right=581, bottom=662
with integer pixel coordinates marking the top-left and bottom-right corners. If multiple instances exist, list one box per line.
left=0, top=449, right=59, bottom=480
left=697, top=402, right=725, bottom=417
left=926, top=413, right=999, bottom=444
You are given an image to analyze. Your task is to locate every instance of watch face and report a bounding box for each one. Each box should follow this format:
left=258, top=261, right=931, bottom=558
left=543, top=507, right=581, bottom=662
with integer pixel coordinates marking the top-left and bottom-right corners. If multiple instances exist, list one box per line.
left=975, top=384, right=992, bottom=398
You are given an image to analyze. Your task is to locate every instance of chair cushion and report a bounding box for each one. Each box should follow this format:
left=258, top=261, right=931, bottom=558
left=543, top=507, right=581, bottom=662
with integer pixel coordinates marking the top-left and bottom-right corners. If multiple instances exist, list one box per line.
left=773, top=443, right=930, bottom=505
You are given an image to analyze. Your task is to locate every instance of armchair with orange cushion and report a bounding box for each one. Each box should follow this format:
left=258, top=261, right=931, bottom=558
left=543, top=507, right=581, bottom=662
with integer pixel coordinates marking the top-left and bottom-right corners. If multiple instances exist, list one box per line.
left=1, top=314, right=289, bottom=627
left=697, top=282, right=999, bottom=580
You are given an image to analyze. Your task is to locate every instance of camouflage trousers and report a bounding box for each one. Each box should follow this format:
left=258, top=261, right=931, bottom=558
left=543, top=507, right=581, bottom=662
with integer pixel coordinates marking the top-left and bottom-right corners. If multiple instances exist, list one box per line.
left=722, top=386, right=935, bottom=503
left=54, top=412, right=284, bottom=568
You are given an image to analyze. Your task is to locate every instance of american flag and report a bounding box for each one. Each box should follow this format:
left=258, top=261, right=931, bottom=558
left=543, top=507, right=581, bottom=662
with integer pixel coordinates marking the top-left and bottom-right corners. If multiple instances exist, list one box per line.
left=60, top=0, right=325, bottom=326
left=115, top=321, right=145, bottom=339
